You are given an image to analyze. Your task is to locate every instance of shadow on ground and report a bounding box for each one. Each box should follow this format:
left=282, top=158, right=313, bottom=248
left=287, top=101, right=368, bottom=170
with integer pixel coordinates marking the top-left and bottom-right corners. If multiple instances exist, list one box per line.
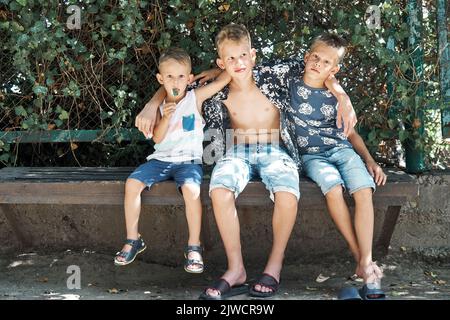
left=1, top=247, right=449, bottom=300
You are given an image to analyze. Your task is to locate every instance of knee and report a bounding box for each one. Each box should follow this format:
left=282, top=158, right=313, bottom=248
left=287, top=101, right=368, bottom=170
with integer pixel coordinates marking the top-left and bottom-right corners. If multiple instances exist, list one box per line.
left=125, top=178, right=145, bottom=195
left=352, top=188, right=372, bottom=201
left=274, top=192, right=298, bottom=211
left=325, top=185, right=344, bottom=200
left=211, top=188, right=235, bottom=201
left=181, top=184, right=201, bottom=201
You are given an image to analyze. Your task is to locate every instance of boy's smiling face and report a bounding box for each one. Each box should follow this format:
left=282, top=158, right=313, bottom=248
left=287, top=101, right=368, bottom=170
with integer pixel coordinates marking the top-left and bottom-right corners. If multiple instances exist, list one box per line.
left=304, top=42, right=341, bottom=82
left=156, top=59, right=193, bottom=100
left=216, top=39, right=256, bottom=79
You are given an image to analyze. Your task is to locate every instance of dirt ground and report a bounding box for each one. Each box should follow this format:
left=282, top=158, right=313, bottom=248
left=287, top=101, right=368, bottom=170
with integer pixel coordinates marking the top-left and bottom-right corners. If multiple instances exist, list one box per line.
left=0, top=246, right=449, bottom=300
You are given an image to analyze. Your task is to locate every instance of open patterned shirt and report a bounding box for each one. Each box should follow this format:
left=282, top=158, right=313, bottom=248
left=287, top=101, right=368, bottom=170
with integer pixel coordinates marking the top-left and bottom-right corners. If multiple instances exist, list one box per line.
left=202, top=56, right=305, bottom=169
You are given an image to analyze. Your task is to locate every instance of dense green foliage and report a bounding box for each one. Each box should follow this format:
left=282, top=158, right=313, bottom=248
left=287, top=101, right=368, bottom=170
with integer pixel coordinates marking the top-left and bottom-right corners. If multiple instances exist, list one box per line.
left=0, top=0, right=448, bottom=168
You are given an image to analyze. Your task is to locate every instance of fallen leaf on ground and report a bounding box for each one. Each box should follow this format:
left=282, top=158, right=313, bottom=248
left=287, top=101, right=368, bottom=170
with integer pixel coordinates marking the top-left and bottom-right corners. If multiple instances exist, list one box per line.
left=108, top=288, right=119, bottom=294
left=433, top=279, right=446, bottom=285
left=391, top=291, right=409, bottom=296
left=316, top=274, right=330, bottom=283
left=424, top=271, right=438, bottom=278
left=306, top=286, right=318, bottom=291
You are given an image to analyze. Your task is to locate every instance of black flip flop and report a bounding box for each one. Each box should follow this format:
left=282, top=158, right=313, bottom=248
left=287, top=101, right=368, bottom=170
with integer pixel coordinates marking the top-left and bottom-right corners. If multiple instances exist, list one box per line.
left=249, top=273, right=280, bottom=298
left=199, top=279, right=249, bottom=300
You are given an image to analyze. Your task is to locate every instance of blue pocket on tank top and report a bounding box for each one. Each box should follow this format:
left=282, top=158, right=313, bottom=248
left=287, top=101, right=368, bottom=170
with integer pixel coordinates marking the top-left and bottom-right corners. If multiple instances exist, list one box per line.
left=182, top=114, right=195, bottom=132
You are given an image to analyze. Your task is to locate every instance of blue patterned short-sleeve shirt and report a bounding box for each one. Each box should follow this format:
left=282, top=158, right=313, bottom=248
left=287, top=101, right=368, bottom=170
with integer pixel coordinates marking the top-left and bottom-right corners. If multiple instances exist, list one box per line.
left=202, top=56, right=305, bottom=168
left=287, top=78, right=352, bottom=155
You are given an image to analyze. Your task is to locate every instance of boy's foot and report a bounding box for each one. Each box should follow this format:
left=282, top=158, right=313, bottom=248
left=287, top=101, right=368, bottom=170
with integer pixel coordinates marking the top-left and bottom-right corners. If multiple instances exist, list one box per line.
left=201, top=269, right=247, bottom=299
left=364, top=262, right=383, bottom=283
left=184, top=245, right=204, bottom=273
left=114, top=236, right=146, bottom=266
left=358, top=262, right=385, bottom=300
left=249, top=273, right=280, bottom=298
left=199, top=279, right=249, bottom=300
left=353, top=265, right=365, bottom=280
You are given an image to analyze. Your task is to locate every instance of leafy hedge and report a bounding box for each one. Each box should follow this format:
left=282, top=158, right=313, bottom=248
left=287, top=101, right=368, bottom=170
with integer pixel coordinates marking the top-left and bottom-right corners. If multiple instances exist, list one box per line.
left=0, top=0, right=448, bottom=168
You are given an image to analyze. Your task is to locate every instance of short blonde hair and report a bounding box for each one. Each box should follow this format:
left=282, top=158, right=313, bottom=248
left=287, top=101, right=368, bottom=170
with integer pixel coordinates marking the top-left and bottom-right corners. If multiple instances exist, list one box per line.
left=158, top=47, right=191, bottom=70
left=215, top=23, right=251, bottom=51
left=310, top=33, right=347, bottom=64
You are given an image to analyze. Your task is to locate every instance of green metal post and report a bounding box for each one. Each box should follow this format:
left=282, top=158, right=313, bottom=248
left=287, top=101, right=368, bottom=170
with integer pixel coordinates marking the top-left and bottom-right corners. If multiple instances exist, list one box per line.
left=404, top=0, right=426, bottom=173
left=437, top=0, right=450, bottom=138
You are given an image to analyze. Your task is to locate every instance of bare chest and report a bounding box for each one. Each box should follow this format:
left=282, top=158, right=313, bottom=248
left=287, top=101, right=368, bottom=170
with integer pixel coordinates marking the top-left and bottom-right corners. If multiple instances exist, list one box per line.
left=223, top=90, right=279, bottom=126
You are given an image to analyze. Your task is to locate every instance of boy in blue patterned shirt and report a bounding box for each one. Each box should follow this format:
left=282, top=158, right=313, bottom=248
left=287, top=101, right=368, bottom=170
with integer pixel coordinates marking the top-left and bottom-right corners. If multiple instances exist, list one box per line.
left=287, top=33, right=387, bottom=299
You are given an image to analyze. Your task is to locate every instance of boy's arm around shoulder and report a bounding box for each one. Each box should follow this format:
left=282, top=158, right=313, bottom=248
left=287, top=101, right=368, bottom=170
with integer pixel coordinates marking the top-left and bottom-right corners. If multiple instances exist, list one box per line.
left=136, top=86, right=166, bottom=138
left=152, top=105, right=173, bottom=144
left=347, top=129, right=387, bottom=186
left=324, top=76, right=357, bottom=136
left=194, top=71, right=231, bottom=114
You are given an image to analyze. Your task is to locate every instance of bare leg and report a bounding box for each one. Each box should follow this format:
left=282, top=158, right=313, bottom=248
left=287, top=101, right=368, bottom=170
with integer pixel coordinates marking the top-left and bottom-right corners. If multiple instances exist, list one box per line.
left=115, top=178, right=146, bottom=262
left=254, top=191, right=298, bottom=293
left=181, top=183, right=203, bottom=272
left=353, top=188, right=382, bottom=283
left=205, top=188, right=247, bottom=297
left=325, top=185, right=361, bottom=275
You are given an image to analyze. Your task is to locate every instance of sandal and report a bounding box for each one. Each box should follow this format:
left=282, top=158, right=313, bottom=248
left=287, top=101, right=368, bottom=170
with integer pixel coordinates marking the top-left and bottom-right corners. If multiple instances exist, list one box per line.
left=114, top=236, right=147, bottom=266
left=184, top=245, right=204, bottom=274
left=249, top=273, right=280, bottom=298
left=359, top=262, right=385, bottom=300
left=199, top=279, right=249, bottom=300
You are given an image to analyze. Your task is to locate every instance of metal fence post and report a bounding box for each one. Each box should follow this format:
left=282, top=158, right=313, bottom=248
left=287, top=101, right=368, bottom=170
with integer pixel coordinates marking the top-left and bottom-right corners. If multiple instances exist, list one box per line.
left=404, top=0, right=426, bottom=173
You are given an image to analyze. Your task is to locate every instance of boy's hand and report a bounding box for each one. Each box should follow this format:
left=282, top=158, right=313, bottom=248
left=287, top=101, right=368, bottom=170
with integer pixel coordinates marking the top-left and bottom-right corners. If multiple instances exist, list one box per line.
left=162, top=102, right=176, bottom=120
left=366, top=160, right=387, bottom=186
left=135, top=101, right=159, bottom=138
left=193, top=68, right=222, bottom=85
left=216, top=70, right=232, bottom=83
left=336, top=94, right=357, bottom=136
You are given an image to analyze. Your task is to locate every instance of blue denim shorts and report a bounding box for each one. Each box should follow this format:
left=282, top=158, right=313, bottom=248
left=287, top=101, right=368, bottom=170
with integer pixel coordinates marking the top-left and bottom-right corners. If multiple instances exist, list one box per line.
left=301, top=147, right=375, bottom=195
left=209, top=143, right=300, bottom=201
left=129, top=159, right=203, bottom=189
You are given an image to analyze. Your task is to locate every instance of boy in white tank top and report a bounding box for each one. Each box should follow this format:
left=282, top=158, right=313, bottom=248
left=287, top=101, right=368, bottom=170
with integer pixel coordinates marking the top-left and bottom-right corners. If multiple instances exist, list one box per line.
left=114, top=48, right=230, bottom=273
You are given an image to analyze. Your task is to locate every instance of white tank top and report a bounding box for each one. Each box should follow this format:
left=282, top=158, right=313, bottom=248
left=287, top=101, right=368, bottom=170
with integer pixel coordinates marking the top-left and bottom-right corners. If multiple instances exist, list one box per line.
left=147, top=90, right=205, bottom=163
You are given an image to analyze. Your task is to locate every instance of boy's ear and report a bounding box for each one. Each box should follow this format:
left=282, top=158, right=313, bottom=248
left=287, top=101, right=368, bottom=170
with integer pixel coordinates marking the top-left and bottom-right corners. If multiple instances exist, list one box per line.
left=216, top=58, right=225, bottom=70
left=304, top=52, right=310, bottom=63
left=156, top=73, right=164, bottom=84
left=250, top=48, right=257, bottom=62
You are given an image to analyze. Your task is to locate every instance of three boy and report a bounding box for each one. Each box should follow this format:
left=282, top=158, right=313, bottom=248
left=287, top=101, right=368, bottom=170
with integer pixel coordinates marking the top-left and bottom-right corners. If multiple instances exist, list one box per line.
left=125, top=24, right=385, bottom=300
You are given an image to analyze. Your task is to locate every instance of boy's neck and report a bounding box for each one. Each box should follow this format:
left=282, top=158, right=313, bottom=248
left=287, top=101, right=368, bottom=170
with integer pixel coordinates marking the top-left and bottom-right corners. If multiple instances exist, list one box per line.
left=302, top=74, right=326, bottom=89
left=229, top=74, right=256, bottom=92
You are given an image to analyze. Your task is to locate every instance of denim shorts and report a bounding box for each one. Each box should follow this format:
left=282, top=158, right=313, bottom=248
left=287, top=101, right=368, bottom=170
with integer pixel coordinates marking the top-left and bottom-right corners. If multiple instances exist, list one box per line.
left=209, top=143, right=300, bottom=201
left=301, top=147, right=376, bottom=195
left=129, top=159, right=203, bottom=190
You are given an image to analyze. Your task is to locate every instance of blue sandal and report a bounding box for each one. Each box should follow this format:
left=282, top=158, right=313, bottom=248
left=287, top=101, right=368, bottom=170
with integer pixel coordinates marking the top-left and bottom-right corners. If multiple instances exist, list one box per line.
left=184, top=245, right=204, bottom=274
left=114, top=236, right=147, bottom=266
left=359, top=283, right=386, bottom=300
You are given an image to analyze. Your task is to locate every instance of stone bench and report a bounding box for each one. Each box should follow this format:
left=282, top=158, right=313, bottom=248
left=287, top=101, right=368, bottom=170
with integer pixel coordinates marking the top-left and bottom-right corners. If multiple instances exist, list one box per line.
left=0, top=167, right=419, bottom=261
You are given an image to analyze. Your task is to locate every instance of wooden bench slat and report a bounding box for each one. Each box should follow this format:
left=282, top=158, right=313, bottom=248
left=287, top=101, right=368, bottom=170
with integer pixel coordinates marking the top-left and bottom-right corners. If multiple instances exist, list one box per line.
left=0, top=167, right=416, bottom=182
left=0, top=178, right=418, bottom=206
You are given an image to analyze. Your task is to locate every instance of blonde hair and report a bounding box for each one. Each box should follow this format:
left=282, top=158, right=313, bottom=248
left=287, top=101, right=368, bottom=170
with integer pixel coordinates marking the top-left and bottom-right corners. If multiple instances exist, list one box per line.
left=215, top=23, right=251, bottom=50
left=158, top=47, right=191, bottom=70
